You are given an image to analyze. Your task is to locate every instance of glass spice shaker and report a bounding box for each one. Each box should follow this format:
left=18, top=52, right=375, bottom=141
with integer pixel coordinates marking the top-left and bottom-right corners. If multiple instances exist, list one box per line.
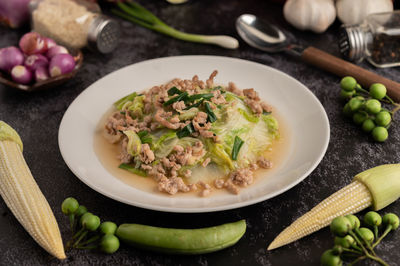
left=339, top=10, right=400, bottom=68
left=29, top=0, right=120, bottom=54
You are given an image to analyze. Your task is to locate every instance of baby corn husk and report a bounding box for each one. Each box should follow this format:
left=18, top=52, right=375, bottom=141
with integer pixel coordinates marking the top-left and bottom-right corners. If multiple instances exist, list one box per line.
left=268, top=164, right=400, bottom=250
left=0, top=121, right=66, bottom=259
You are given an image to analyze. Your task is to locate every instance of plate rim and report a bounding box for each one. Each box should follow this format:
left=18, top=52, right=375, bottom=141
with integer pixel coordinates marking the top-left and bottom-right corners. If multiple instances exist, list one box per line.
left=59, top=55, right=330, bottom=213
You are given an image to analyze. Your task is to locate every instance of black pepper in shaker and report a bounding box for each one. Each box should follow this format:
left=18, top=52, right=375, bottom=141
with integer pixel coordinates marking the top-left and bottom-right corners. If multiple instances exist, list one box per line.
left=339, top=10, right=400, bottom=68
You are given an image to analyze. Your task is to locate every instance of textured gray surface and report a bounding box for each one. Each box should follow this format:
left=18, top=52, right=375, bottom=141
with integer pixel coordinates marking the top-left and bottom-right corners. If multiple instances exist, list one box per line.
left=1, top=0, right=400, bottom=265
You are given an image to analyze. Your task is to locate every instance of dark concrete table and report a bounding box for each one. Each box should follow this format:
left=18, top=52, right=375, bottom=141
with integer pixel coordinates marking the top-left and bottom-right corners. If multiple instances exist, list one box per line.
left=1, top=1, right=399, bottom=265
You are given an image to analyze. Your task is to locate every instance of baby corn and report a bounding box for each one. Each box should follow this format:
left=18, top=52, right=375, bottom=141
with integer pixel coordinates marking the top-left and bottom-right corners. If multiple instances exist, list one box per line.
left=268, top=164, right=400, bottom=250
left=0, top=121, right=65, bottom=259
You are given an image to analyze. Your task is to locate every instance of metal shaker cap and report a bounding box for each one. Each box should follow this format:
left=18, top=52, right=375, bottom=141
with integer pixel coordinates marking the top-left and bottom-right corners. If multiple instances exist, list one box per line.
left=338, top=25, right=366, bottom=62
left=88, top=16, right=120, bottom=54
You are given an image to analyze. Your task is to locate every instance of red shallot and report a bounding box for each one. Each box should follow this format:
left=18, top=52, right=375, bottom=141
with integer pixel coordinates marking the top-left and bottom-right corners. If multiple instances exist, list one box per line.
left=0, top=46, right=24, bottom=72
left=49, top=54, right=75, bottom=77
left=25, top=54, right=49, bottom=72
left=34, top=66, right=49, bottom=82
left=11, top=65, right=32, bottom=84
left=46, top=46, right=69, bottom=59
left=44, top=38, right=57, bottom=49
left=19, top=32, right=47, bottom=55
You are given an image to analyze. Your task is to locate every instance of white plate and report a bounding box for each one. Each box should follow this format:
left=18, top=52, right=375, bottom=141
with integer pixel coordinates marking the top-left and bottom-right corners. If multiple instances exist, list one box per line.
left=59, top=56, right=329, bottom=213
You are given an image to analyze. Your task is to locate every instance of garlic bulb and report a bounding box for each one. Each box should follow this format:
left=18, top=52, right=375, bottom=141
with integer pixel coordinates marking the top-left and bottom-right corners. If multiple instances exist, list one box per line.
left=336, top=0, right=393, bottom=25
left=283, top=0, right=336, bottom=33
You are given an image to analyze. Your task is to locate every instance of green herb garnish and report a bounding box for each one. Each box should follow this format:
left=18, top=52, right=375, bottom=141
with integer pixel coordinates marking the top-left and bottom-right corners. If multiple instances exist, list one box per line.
left=163, top=91, right=189, bottom=106
left=119, top=163, right=147, bottom=177
left=231, top=136, right=244, bottom=160
left=137, top=130, right=152, bottom=145
left=177, top=123, right=195, bottom=138
left=167, top=87, right=182, bottom=96
left=186, top=93, right=214, bottom=103
left=205, top=102, right=217, bottom=123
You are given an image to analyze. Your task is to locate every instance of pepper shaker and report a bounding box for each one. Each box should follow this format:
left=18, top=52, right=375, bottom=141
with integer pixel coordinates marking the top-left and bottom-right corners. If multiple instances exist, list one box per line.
left=29, top=0, right=120, bottom=54
left=339, top=10, right=400, bottom=68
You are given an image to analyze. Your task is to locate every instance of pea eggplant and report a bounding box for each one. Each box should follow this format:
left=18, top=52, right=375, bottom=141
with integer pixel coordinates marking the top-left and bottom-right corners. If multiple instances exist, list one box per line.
left=116, top=220, right=246, bottom=254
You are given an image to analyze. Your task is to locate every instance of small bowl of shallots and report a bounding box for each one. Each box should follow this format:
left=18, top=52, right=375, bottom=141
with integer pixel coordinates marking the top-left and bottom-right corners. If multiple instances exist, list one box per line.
left=0, top=32, right=83, bottom=91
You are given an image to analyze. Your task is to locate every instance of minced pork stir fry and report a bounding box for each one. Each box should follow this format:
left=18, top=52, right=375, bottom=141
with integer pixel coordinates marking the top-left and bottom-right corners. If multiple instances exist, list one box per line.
left=103, top=71, right=279, bottom=196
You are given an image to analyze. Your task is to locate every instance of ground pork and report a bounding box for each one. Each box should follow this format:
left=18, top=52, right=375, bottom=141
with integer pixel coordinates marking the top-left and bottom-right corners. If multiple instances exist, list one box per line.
left=206, top=70, right=218, bottom=88
left=183, top=169, right=192, bottom=178
left=223, top=179, right=240, bottom=194
left=103, top=129, right=122, bottom=144
left=192, top=112, right=213, bottom=139
left=214, top=178, right=225, bottom=189
left=105, top=112, right=125, bottom=135
left=192, top=141, right=205, bottom=156
left=229, top=168, right=254, bottom=187
left=211, top=90, right=226, bottom=105
left=118, top=138, right=132, bottom=163
left=227, top=82, right=244, bottom=97
left=257, top=157, right=273, bottom=169
left=158, top=176, right=191, bottom=194
left=243, top=88, right=260, bottom=101
left=172, top=101, right=186, bottom=111
left=154, top=109, right=181, bottom=129
left=198, top=181, right=212, bottom=197
left=261, top=102, right=273, bottom=113
left=141, top=164, right=152, bottom=171
left=139, top=143, right=155, bottom=164
left=245, top=98, right=263, bottom=115
left=202, top=158, right=211, bottom=167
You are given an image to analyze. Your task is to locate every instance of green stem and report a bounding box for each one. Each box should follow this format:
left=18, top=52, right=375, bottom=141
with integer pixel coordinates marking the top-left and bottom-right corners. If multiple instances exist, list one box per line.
left=365, top=253, right=389, bottom=266
left=374, top=225, right=379, bottom=241
left=73, top=231, right=88, bottom=248
left=69, top=214, right=75, bottom=234
left=384, top=95, right=395, bottom=104
left=372, top=225, right=392, bottom=249
left=349, top=231, right=370, bottom=256
left=77, top=235, right=101, bottom=247
left=354, top=228, right=376, bottom=256
left=75, top=245, right=98, bottom=250
left=349, top=256, right=366, bottom=266
left=351, top=243, right=363, bottom=252
left=72, top=227, right=85, bottom=239
left=391, top=103, right=400, bottom=116
left=356, top=86, right=369, bottom=95
left=342, top=247, right=363, bottom=255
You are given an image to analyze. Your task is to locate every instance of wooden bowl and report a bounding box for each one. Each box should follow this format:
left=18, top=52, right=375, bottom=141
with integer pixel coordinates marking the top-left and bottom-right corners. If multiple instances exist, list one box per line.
left=0, top=50, right=83, bottom=92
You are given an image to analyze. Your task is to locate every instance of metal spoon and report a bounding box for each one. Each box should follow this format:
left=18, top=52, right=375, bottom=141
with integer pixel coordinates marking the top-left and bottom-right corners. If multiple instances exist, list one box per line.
left=236, top=14, right=400, bottom=102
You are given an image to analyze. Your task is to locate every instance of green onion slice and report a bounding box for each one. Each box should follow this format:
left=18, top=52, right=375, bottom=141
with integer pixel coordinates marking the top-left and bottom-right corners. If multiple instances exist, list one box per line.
left=205, top=102, right=217, bottom=123
left=163, top=91, right=189, bottom=106
left=177, top=123, right=195, bottom=138
left=186, top=93, right=214, bottom=103
left=231, top=136, right=244, bottom=160
left=167, top=87, right=182, bottom=96
left=119, top=163, right=147, bottom=177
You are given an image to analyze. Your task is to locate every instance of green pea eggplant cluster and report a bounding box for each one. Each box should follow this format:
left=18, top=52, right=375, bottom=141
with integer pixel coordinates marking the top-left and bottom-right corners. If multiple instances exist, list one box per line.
left=321, top=211, right=399, bottom=266
left=61, top=197, right=246, bottom=255
left=61, top=197, right=120, bottom=254
left=340, top=76, right=400, bottom=142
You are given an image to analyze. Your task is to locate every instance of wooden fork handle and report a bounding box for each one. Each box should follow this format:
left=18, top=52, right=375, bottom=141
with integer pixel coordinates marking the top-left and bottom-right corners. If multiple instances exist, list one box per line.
left=301, top=46, right=400, bottom=102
